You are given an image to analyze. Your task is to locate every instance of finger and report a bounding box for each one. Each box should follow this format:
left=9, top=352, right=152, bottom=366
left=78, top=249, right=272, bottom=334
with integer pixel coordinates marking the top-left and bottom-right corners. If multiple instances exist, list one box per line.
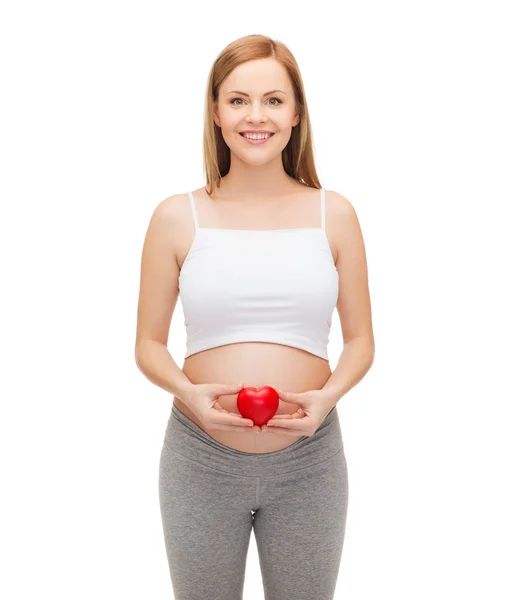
left=271, top=412, right=301, bottom=419
left=275, top=389, right=297, bottom=400
left=266, top=419, right=300, bottom=429
left=215, top=424, right=258, bottom=432
left=224, top=411, right=252, bottom=423
left=267, top=414, right=308, bottom=425
left=226, top=411, right=247, bottom=418
left=212, top=413, right=254, bottom=427
left=225, top=411, right=257, bottom=425
left=262, top=425, right=306, bottom=436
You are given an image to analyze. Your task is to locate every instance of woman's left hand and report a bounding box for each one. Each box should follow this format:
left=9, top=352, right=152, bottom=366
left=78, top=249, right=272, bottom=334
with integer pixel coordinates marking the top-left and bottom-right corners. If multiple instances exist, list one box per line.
left=261, top=388, right=336, bottom=437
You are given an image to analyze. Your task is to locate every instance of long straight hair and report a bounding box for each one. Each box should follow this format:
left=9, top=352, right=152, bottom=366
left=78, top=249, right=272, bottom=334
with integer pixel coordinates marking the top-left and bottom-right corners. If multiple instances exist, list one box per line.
left=202, top=34, right=322, bottom=197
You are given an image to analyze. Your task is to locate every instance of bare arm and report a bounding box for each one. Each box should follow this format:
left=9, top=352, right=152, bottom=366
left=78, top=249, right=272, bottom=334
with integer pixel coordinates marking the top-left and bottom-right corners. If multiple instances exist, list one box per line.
left=136, top=339, right=195, bottom=402
left=134, top=194, right=195, bottom=403
left=321, top=192, right=375, bottom=404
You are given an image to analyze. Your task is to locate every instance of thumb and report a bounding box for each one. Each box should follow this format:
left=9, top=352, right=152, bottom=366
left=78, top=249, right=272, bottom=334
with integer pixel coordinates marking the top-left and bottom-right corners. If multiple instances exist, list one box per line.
left=212, top=382, right=244, bottom=399
left=223, top=382, right=245, bottom=392
left=275, top=388, right=297, bottom=402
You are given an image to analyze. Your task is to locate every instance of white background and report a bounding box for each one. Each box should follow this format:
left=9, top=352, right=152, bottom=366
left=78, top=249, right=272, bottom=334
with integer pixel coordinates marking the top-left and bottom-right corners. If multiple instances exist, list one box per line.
left=1, top=1, right=511, bottom=598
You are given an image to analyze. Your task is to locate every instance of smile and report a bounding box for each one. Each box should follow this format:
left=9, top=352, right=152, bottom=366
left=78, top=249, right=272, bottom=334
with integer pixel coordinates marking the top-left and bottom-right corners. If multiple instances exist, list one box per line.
left=239, top=132, right=275, bottom=145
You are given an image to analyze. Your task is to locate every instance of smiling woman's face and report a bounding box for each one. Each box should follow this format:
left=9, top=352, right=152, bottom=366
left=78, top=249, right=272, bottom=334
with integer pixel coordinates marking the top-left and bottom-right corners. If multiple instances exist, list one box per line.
left=213, top=58, right=300, bottom=165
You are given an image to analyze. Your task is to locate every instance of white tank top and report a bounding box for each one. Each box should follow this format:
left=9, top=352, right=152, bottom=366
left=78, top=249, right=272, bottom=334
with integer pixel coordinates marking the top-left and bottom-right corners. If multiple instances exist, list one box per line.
left=178, top=188, right=339, bottom=361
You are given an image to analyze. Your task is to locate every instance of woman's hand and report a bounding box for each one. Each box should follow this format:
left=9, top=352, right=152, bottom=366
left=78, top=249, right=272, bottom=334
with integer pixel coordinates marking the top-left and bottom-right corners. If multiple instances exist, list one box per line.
left=261, top=388, right=336, bottom=437
left=181, top=382, right=262, bottom=432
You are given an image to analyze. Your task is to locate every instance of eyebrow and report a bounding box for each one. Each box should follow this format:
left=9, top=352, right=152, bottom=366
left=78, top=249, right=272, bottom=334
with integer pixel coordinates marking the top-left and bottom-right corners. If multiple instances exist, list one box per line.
left=225, top=89, right=287, bottom=97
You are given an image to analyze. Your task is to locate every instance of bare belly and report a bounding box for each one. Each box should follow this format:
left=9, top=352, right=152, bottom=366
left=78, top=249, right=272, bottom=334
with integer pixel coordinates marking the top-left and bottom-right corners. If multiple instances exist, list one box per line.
left=173, top=341, right=332, bottom=454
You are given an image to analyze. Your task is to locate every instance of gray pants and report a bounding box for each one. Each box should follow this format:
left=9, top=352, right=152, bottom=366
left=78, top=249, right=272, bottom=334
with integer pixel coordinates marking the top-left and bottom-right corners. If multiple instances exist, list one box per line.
left=159, top=401, right=349, bottom=600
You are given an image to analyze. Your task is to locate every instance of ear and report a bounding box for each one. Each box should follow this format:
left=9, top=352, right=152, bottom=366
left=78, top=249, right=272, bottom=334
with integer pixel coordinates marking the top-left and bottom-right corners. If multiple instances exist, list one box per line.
left=292, top=112, right=300, bottom=127
left=213, top=102, right=221, bottom=127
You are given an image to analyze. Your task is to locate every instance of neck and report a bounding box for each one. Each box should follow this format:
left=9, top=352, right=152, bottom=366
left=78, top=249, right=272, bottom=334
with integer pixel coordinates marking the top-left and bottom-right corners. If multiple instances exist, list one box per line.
left=214, top=156, right=301, bottom=202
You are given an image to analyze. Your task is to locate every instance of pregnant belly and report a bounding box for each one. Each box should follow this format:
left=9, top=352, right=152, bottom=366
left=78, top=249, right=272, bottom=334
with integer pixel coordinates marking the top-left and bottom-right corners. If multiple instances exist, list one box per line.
left=174, top=342, right=333, bottom=454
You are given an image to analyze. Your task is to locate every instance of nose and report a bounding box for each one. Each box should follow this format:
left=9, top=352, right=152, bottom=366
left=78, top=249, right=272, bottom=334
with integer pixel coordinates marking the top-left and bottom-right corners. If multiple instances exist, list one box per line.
left=246, top=102, right=267, bottom=124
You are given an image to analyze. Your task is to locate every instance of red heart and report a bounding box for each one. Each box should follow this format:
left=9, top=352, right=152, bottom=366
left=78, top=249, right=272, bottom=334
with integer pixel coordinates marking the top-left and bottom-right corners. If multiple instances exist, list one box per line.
left=237, top=386, right=279, bottom=426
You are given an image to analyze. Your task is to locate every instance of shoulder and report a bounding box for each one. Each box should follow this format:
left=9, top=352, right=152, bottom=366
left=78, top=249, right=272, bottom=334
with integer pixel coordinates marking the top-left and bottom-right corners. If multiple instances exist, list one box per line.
left=324, top=189, right=363, bottom=255
left=324, top=189, right=355, bottom=217
left=148, top=192, right=194, bottom=236
left=143, top=193, right=193, bottom=265
left=152, top=192, right=188, bottom=221
left=325, top=189, right=360, bottom=230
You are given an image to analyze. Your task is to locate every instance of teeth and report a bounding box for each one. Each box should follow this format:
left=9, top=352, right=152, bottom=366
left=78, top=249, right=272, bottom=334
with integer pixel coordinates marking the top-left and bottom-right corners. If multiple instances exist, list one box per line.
left=242, top=133, right=271, bottom=140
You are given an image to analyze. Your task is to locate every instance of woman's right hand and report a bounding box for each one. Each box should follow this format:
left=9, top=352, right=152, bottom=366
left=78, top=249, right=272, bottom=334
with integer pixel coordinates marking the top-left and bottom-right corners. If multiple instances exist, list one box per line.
left=181, top=382, right=262, bottom=432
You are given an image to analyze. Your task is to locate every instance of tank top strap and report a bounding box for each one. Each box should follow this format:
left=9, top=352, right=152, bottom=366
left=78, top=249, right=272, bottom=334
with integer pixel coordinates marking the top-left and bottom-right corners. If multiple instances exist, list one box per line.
left=320, top=188, right=326, bottom=231
left=187, top=191, right=200, bottom=231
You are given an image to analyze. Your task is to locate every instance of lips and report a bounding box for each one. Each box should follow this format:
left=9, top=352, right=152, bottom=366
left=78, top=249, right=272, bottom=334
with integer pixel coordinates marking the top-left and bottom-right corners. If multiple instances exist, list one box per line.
left=239, top=133, right=274, bottom=146
left=239, top=133, right=275, bottom=137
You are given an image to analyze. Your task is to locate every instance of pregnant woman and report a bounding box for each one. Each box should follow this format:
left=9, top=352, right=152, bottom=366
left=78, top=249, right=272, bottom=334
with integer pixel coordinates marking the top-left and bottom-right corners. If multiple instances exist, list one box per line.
left=135, top=34, right=375, bottom=600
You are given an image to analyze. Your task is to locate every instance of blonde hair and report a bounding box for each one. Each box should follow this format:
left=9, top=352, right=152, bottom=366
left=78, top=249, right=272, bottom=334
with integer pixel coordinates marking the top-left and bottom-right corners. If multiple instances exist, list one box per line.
left=202, top=34, right=322, bottom=197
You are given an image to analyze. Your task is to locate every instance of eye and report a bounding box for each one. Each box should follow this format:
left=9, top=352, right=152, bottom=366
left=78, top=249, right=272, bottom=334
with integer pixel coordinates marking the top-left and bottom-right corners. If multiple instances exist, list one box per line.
left=229, top=97, right=282, bottom=106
